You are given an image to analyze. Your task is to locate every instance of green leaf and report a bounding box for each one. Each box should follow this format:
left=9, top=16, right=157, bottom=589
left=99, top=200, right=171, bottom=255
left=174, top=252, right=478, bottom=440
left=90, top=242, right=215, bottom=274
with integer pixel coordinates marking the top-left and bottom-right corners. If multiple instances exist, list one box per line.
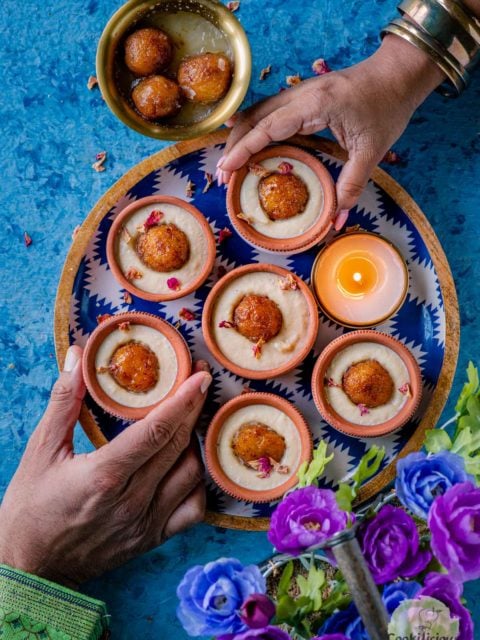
left=275, top=594, right=298, bottom=623
left=297, top=440, right=334, bottom=487
left=278, top=561, right=293, bottom=598
left=455, top=361, right=479, bottom=415
left=296, top=574, right=309, bottom=598
left=451, top=426, right=480, bottom=483
left=336, top=482, right=356, bottom=512
left=306, top=566, right=325, bottom=610
left=352, top=446, right=385, bottom=488
left=424, top=429, right=452, bottom=453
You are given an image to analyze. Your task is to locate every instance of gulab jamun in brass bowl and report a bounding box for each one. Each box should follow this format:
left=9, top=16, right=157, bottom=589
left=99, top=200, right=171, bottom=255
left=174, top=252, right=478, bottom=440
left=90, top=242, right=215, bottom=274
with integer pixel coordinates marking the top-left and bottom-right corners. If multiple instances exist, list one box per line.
left=82, top=312, right=192, bottom=421
left=96, top=0, right=251, bottom=140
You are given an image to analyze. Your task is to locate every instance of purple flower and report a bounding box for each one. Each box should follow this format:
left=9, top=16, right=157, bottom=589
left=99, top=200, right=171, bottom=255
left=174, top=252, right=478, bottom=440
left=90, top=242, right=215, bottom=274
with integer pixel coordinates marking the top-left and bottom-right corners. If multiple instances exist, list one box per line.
left=418, top=572, right=473, bottom=640
left=176, top=558, right=265, bottom=636
left=239, top=594, right=275, bottom=629
left=218, top=627, right=291, bottom=640
left=358, top=505, right=431, bottom=584
left=312, top=635, right=350, bottom=640
left=396, top=451, right=472, bottom=519
left=319, top=580, right=420, bottom=639
left=429, top=481, right=480, bottom=582
left=268, top=486, right=349, bottom=555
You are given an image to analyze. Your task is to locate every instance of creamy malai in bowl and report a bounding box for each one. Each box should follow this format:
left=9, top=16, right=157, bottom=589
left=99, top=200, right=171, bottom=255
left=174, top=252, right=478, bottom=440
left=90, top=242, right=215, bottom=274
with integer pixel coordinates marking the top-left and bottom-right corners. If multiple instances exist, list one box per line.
left=202, top=263, right=319, bottom=380
left=226, top=145, right=336, bottom=254
left=107, top=195, right=216, bottom=301
left=82, top=312, right=191, bottom=421
left=205, top=392, right=313, bottom=503
left=311, top=330, right=422, bottom=438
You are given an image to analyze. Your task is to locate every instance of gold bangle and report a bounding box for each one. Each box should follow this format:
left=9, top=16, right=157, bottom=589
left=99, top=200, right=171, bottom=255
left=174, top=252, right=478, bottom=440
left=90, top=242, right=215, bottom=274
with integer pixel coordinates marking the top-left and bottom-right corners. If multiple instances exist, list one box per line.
left=382, top=19, right=467, bottom=95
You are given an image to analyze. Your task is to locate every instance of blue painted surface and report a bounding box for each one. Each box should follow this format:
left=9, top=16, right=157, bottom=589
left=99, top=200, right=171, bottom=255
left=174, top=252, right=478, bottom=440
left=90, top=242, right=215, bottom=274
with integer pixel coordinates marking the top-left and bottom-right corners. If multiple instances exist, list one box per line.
left=0, top=0, right=479, bottom=638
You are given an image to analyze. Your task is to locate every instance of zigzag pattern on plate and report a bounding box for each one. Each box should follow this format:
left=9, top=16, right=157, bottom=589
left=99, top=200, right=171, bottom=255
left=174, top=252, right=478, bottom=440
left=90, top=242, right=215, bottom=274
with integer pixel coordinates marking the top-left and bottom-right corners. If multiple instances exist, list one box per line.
left=69, top=143, right=445, bottom=519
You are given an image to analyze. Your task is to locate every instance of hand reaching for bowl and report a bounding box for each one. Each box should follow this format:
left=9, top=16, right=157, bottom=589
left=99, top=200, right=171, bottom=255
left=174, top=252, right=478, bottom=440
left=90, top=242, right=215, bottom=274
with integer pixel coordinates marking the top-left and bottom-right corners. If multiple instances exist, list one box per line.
left=0, top=346, right=211, bottom=590
left=217, top=35, right=445, bottom=230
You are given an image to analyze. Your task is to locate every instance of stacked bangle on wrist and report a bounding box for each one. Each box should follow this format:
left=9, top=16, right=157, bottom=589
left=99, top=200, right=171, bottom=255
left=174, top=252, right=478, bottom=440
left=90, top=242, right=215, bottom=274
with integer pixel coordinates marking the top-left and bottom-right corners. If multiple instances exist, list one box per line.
left=381, top=0, right=480, bottom=96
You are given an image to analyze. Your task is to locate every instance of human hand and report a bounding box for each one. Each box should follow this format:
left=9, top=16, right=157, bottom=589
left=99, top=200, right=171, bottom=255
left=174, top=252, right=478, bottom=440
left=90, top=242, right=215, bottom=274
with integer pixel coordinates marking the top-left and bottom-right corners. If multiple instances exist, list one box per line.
left=0, top=346, right=211, bottom=589
left=217, top=35, right=445, bottom=229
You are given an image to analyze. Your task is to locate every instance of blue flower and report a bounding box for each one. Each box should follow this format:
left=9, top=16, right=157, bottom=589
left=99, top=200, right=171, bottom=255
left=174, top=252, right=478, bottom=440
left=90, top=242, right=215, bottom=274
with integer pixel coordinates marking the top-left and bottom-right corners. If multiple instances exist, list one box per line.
left=395, top=451, right=472, bottom=519
left=320, top=581, right=421, bottom=639
left=176, top=558, right=266, bottom=637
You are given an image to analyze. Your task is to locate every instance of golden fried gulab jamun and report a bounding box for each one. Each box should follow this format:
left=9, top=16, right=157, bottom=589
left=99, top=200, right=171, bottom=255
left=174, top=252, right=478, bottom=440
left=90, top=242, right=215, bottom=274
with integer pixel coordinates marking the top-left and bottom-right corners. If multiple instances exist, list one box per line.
left=342, top=359, right=394, bottom=408
left=232, top=422, right=286, bottom=464
left=258, top=173, right=309, bottom=220
left=110, top=341, right=159, bottom=393
left=132, top=76, right=182, bottom=120
left=124, top=28, right=173, bottom=76
left=233, top=294, right=283, bottom=343
left=136, top=223, right=190, bottom=272
left=178, top=52, right=232, bottom=104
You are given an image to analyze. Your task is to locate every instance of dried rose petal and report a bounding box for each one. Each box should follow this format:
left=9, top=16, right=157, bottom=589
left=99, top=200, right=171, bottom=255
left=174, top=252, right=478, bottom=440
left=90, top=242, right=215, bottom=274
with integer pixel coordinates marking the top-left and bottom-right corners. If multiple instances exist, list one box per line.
left=326, top=377, right=341, bottom=388
left=185, top=180, right=195, bottom=198
left=23, top=231, right=32, bottom=247
left=92, top=151, right=107, bottom=172
left=382, top=150, right=401, bottom=165
left=179, top=308, right=195, bottom=321
left=278, top=161, right=294, bottom=175
left=126, top=267, right=143, bottom=280
left=217, top=265, right=227, bottom=279
left=219, top=320, right=235, bottom=328
left=218, top=227, right=233, bottom=244
left=227, top=0, right=240, bottom=10
left=97, top=313, right=112, bottom=324
left=247, top=162, right=271, bottom=178
left=279, top=274, right=299, bottom=291
left=119, top=321, right=131, bottom=332
left=399, top=383, right=412, bottom=396
left=96, top=365, right=110, bottom=374
left=247, top=456, right=274, bottom=478
left=286, top=74, right=302, bottom=87
left=345, top=224, right=361, bottom=234
left=260, top=64, right=272, bottom=81
left=252, top=338, right=265, bottom=359
left=174, top=320, right=182, bottom=330
left=72, top=225, right=81, bottom=240
left=242, top=384, right=253, bottom=394
left=122, top=225, right=133, bottom=244
left=312, top=58, right=331, bottom=76
left=358, top=403, right=370, bottom=416
left=237, top=212, right=253, bottom=225
left=87, top=75, right=98, bottom=90
left=123, top=291, right=133, bottom=304
left=203, top=172, right=214, bottom=194
left=144, top=210, right=164, bottom=229
left=167, top=277, right=181, bottom=291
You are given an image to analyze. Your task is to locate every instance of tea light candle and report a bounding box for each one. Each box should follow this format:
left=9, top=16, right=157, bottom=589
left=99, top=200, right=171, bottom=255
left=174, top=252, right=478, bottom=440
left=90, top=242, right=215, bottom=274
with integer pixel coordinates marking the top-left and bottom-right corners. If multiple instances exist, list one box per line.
left=312, top=232, right=408, bottom=327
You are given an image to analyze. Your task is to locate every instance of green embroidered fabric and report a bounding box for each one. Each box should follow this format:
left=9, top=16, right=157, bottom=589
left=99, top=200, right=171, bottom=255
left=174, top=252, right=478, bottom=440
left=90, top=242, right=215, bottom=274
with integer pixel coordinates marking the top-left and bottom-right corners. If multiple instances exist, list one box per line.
left=0, top=566, right=109, bottom=640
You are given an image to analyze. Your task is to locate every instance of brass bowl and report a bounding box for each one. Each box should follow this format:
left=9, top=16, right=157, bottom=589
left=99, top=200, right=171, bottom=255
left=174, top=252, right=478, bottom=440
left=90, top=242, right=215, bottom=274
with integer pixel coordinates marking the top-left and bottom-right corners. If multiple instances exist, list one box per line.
left=96, top=0, right=252, bottom=141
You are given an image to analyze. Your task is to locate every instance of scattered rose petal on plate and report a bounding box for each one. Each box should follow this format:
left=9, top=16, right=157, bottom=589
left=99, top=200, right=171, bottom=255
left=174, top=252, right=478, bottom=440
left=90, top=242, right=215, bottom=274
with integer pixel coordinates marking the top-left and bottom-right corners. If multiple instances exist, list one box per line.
left=312, top=58, right=331, bottom=75
left=247, top=456, right=273, bottom=478
left=279, top=274, right=299, bottom=290
left=126, top=267, right=143, bottom=280
left=358, top=403, right=370, bottom=416
left=219, top=320, right=235, bottom=328
left=252, top=338, right=265, bottom=359
left=286, top=74, right=302, bottom=86
left=119, top=321, right=131, bottom=331
left=260, top=64, right=272, bottom=81
left=123, top=291, right=133, bottom=305
left=185, top=180, right=195, bottom=198
left=23, top=231, right=32, bottom=247
left=218, top=227, right=233, bottom=244
left=382, top=150, right=402, bottom=165
left=399, top=382, right=412, bottom=396
left=242, top=384, right=253, bottom=394
left=247, top=162, right=271, bottom=178
left=87, top=75, right=98, bottom=90
left=227, top=0, right=240, bottom=11
left=92, top=151, right=107, bottom=172
left=96, top=365, right=110, bottom=374
left=174, top=320, right=182, bottom=330
left=179, top=308, right=196, bottom=321
left=167, top=277, right=181, bottom=291
left=203, top=172, right=214, bottom=193
left=237, top=212, right=253, bottom=225
left=122, top=225, right=133, bottom=244
left=345, top=224, right=361, bottom=234
left=97, top=314, right=112, bottom=324
left=326, top=377, right=341, bottom=388
left=278, top=161, right=293, bottom=175
left=144, top=210, right=164, bottom=229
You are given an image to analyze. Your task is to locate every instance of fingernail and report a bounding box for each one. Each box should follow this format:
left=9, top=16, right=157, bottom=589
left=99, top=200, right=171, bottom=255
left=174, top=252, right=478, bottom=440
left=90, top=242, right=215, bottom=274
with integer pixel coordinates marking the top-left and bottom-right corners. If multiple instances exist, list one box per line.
left=217, top=157, right=225, bottom=169
left=200, top=374, right=212, bottom=394
left=334, top=209, right=350, bottom=231
left=64, top=346, right=80, bottom=372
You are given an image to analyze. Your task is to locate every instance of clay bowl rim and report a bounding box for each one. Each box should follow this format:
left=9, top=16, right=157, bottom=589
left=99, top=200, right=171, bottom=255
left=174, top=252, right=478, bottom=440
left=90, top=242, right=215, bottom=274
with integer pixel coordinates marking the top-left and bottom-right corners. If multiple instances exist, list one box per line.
left=205, top=391, right=313, bottom=503
left=82, top=311, right=192, bottom=421
left=311, top=329, right=423, bottom=438
left=226, top=144, right=337, bottom=254
left=106, top=194, right=217, bottom=302
left=310, top=231, right=410, bottom=329
left=201, top=262, right=320, bottom=380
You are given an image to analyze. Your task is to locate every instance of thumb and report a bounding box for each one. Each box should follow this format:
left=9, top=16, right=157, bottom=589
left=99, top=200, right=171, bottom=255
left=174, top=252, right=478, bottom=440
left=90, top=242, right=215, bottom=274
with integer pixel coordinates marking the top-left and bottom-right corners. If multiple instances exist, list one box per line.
left=33, top=346, right=86, bottom=457
left=334, top=151, right=377, bottom=230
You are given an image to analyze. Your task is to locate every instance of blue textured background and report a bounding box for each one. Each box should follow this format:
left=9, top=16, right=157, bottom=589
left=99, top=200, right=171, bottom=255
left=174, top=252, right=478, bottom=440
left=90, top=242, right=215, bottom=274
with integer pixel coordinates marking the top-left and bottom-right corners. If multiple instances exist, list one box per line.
left=0, top=0, right=479, bottom=638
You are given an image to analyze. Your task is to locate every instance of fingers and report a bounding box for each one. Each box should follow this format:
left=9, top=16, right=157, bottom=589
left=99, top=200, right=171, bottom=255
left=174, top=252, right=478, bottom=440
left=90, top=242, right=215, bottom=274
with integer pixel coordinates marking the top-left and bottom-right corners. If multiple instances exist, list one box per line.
left=335, top=151, right=378, bottom=217
left=95, top=371, right=212, bottom=478
left=30, top=346, right=85, bottom=458
left=161, top=483, right=206, bottom=543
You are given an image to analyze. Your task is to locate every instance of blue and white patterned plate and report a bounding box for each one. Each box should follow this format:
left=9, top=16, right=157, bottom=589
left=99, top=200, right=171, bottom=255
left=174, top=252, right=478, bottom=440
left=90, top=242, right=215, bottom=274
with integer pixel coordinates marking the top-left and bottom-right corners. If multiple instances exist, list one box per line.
left=65, top=134, right=455, bottom=530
